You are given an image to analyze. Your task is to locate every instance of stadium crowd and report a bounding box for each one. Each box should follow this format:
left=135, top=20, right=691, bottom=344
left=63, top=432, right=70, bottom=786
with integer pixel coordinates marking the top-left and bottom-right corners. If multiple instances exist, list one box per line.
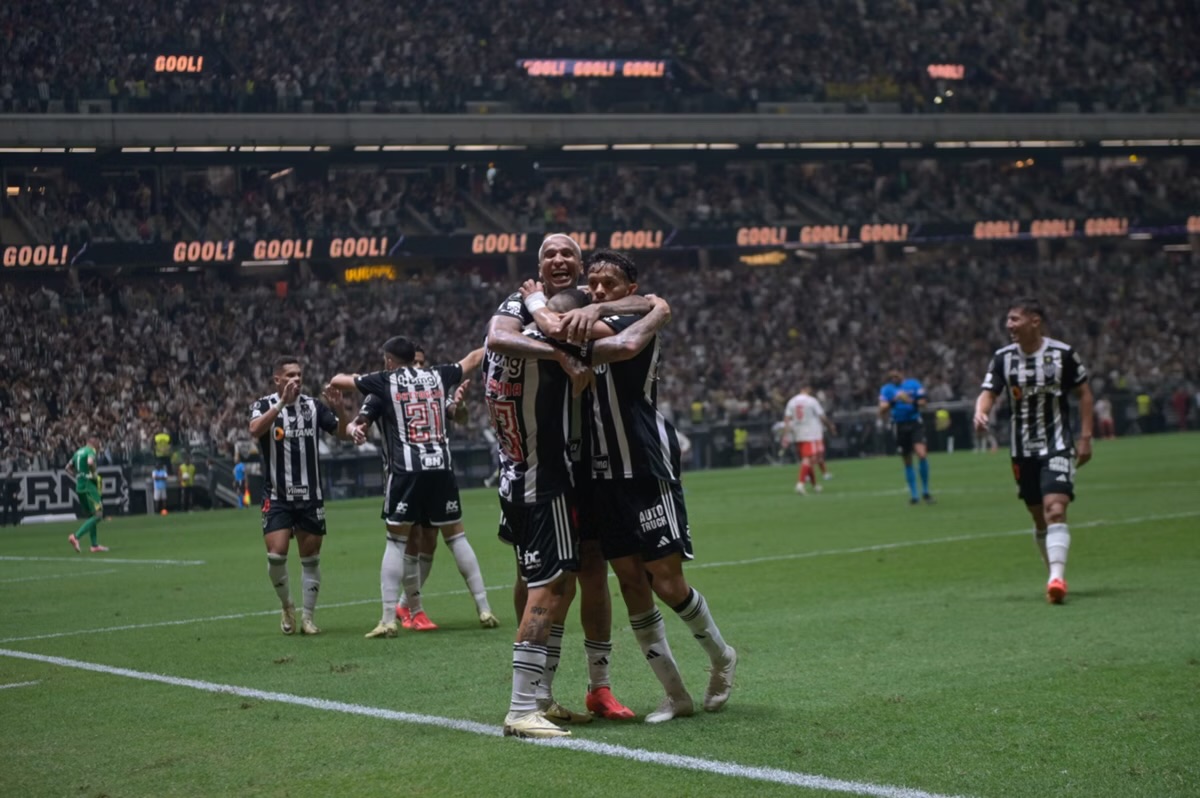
left=10, top=157, right=1197, bottom=247
left=0, top=248, right=1195, bottom=473
left=2, top=0, right=1196, bottom=114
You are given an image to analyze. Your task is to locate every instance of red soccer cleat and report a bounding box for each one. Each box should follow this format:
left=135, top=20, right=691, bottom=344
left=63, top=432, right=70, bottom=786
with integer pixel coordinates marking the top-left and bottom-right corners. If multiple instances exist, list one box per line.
left=395, top=605, right=412, bottom=627
left=586, top=686, right=636, bottom=720
left=1046, top=578, right=1068, bottom=604
left=90, top=545, right=110, bottom=553
left=68, top=534, right=81, bottom=553
left=409, top=611, right=438, bottom=631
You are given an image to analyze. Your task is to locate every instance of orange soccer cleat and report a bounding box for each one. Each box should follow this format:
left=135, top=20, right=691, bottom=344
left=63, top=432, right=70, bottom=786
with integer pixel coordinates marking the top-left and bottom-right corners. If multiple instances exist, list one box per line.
left=408, top=611, right=439, bottom=631
left=586, top=686, right=636, bottom=720
left=1046, top=578, right=1068, bottom=604
left=395, top=605, right=412, bottom=628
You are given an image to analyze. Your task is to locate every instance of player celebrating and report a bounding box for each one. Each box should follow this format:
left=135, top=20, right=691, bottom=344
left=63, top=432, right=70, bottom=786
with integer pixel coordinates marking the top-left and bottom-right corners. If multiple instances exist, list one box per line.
left=974, top=298, right=1094, bottom=604
left=347, top=347, right=497, bottom=631
left=486, top=233, right=643, bottom=725
left=879, top=369, right=933, bottom=504
left=546, top=249, right=737, bottom=724
left=783, top=385, right=836, bottom=495
left=328, top=337, right=483, bottom=639
left=66, top=434, right=108, bottom=553
left=249, top=356, right=352, bottom=635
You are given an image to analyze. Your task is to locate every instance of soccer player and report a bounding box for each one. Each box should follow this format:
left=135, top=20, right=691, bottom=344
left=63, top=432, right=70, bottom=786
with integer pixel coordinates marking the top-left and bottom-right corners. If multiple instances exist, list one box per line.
left=783, top=385, right=837, bottom=495
left=487, top=233, right=645, bottom=725
left=347, top=348, right=497, bottom=631
left=879, top=369, right=934, bottom=504
left=542, top=249, right=737, bottom=724
left=248, top=356, right=352, bottom=635
left=974, top=298, right=1094, bottom=604
left=328, top=338, right=483, bottom=639
left=66, top=434, right=108, bottom=553
left=151, top=461, right=169, bottom=516
left=485, top=279, right=672, bottom=738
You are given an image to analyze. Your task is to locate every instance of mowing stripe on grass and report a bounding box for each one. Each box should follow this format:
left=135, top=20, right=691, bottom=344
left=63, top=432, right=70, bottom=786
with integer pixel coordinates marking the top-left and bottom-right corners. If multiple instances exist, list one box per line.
left=0, top=556, right=205, bottom=566
left=694, top=510, right=1200, bottom=571
left=0, top=647, right=971, bottom=798
left=2, top=510, right=1194, bottom=646
left=0, top=569, right=118, bottom=584
left=0, top=680, right=40, bottom=689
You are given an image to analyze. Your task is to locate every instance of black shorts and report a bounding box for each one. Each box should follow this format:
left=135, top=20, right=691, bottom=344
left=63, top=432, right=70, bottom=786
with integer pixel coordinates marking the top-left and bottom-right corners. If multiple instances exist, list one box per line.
left=383, top=471, right=462, bottom=527
left=499, top=492, right=579, bottom=588
left=1012, top=454, right=1076, bottom=505
left=894, top=420, right=926, bottom=455
left=573, top=465, right=601, bottom=543
left=262, top=498, right=326, bottom=536
left=590, top=477, right=693, bottom=563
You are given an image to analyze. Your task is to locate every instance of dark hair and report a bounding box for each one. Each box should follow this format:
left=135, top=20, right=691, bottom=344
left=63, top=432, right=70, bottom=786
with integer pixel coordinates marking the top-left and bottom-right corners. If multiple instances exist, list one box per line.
left=381, top=336, right=416, bottom=364
left=547, top=288, right=592, bottom=312
left=587, top=249, right=638, bottom=284
left=272, top=355, right=300, bottom=374
left=414, top=344, right=426, bottom=355
left=1011, top=297, right=1047, bottom=323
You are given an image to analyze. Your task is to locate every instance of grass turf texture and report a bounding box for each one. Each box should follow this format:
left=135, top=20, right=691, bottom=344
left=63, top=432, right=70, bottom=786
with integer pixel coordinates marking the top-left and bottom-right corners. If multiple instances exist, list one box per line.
left=1, top=433, right=1197, bottom=798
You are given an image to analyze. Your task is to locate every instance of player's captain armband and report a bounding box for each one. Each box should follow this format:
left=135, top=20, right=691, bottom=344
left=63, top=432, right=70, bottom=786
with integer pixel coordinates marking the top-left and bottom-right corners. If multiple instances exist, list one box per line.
left=524, top=291, right=547, bottom=313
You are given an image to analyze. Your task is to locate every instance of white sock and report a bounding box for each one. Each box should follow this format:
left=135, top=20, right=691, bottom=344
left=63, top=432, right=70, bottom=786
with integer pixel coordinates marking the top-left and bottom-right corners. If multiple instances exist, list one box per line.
left=300, top=556, right=320, bottom=621
left=445, top=533, right=491, bottom=613
left=536, top=623, right=565, bottom=703
left=1046, top=523, right=1070, bottom=582
left=630, top=608, right=687, bottom=698
left=380, top=535, right=406, bottom=623
left=399, top=552, right=434, bottom=610
left=267, top=553, right=291, bottom=606
left=511, top=642, right=548, bottom=713
left=584, top=639, right=613, bottom=690
left=402, top=553, right=423, bottom=614
left=673, top=588, right=731, bottom=664
left=1033, top=528, right=1049, bottom=572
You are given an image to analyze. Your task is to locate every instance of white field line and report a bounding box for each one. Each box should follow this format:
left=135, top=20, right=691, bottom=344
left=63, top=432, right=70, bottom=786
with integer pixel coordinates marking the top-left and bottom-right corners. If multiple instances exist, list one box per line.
left=0, top=569, right=118, bottom=584
left=0, top=556, right=205, bottom=566
left=0, top=679, right=41, bottom=689
left=0, top=647, right=971, bottom=798
left=1, top=510, right=1195, bottom=646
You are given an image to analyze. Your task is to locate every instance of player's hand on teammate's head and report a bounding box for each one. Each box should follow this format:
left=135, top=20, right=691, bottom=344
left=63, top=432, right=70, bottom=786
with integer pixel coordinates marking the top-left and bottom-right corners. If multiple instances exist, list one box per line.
left=559, top=305, right=603, bottom=344
left=518, top=279, right=543, bottom=299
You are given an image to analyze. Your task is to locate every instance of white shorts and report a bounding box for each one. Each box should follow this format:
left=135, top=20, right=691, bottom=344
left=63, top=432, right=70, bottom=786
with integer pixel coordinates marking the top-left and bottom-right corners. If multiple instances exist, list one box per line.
left=153, top=487, right=167, bottom=500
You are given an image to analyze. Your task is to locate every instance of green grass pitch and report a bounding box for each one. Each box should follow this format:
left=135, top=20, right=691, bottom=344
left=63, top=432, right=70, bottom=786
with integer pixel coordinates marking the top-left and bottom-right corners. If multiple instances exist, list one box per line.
left=1, top=434, right=1197, bottom=798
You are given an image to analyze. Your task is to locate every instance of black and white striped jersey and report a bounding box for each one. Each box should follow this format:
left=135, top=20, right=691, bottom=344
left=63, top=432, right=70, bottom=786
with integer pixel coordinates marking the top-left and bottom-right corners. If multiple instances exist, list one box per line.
left=250, top=393, right=339, bottom=504
left=354, top=364, right=463, bottom=474
left=981, top=338, right=1089, bottom=458
left=483, top=333, right=575, bottom=507
left=588, top=314, right=682, bottom=482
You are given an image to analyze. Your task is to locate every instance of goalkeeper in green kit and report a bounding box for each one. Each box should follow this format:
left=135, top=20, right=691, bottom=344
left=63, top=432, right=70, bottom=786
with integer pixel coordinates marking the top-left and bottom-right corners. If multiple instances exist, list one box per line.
left=66, top=434, right=109, bottom=553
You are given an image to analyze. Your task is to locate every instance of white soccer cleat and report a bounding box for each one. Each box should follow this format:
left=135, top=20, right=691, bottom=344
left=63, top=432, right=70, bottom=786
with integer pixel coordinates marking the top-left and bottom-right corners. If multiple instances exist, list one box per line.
left=300, top=618, right=321, bottom=635
left=645, top=693, right=695, bottom=724
left=704, top=647, right=738, bottom=712
left=364, top=621, right=398, bottom=639
left=813, top=483, right=823, bottom=494
left=794, top=482, right=807, bottom=495
left=280, top=604, right=296, bottom=635
left=823, top=472, right=833, bottom=480
left=503, top=710, right=572, bottom=738
left=478, top=610, right=500, bottom=628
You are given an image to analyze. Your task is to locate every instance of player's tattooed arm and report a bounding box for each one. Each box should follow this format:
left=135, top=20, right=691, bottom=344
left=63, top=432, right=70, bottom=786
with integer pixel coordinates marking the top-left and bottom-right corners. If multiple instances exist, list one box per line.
left=558, top=293, right=654, bottom=344
left=590, top=295, right=672, bottom=366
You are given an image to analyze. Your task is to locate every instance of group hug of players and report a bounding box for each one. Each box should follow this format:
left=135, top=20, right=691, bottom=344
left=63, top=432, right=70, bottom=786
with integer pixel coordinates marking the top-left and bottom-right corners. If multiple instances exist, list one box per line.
left=248, top=235, right=736, bottom=738
left=245, top=233, right=1093, bottom=739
